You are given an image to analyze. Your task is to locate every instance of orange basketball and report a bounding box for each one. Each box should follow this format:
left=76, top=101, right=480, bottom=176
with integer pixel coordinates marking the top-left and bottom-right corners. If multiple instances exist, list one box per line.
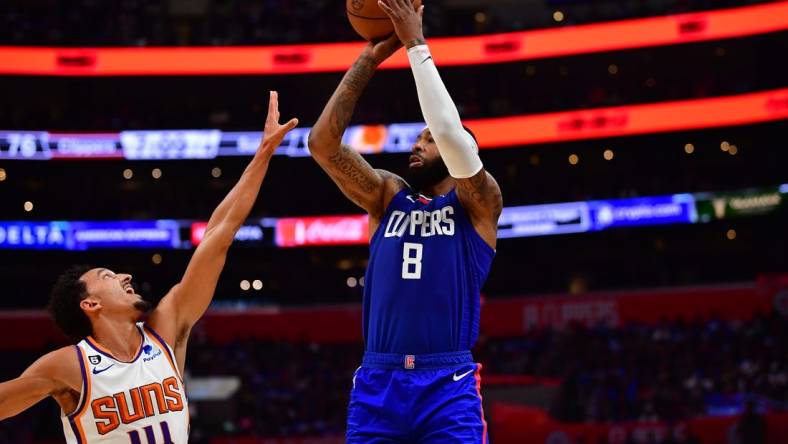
left=347, top=0, right=423, bottom=42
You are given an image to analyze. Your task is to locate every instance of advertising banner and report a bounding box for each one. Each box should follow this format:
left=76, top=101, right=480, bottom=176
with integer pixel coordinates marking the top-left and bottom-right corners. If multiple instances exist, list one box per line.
left=695, top=187, right=785, bottom=222
left=479, top=285, right=773, bottom=336
left=589, top=194, right=696, bottom=230
left=191, top=221, right=269, bottom=247
left=69, top=220, right=181, bottom=250
left=3, top=3, right=788, bottom=76
left=275, top=215, right=369, bottom=248
left=0, top=221, right=70, bottom=250
left=498, top=202, right=591, bottom=238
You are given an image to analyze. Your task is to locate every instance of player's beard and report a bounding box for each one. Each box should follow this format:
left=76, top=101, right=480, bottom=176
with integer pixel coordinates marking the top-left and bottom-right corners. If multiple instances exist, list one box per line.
left=407, top=157, right=450, bottom=192
left=133, top=299, right=153, bottom=314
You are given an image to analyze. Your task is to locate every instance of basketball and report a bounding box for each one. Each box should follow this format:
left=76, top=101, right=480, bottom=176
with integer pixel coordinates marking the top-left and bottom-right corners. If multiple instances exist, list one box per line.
left=347, top=0, right=423, bottom=42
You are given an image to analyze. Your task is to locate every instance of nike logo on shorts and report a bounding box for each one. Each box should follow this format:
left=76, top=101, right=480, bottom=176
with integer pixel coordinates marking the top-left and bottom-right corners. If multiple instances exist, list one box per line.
left=92, top=364, right=115, bottom=375
left=452, top=369, right=474, bottom=382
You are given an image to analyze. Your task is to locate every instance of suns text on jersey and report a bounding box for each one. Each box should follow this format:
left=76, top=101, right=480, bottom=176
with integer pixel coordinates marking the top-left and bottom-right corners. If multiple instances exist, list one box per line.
left=91, top=377, right=184, bottom=435
left=383, top=207, right=455, bottom=238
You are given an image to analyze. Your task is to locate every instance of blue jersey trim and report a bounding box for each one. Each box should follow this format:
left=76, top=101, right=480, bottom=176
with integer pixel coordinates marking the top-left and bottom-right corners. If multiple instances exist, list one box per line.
left=142, top=324, right=176, bottom=364
left=67, top=345, right=87, bottom=444
left=67, top=345, right=88, bottom=421
left=68, top=418, right=83, bottom=444
left=142, top=323, right=184, bottom=383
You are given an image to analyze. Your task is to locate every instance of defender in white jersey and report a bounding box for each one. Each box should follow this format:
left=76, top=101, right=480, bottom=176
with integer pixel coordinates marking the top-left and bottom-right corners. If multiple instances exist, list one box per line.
left=0, top=92, right=299, bottom=444
left=65, top=323, right=189, bottom=444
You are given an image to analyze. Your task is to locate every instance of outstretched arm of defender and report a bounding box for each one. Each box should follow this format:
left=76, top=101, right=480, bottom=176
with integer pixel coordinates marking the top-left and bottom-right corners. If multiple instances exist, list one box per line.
left=307, top=36, right=407, bottom=218
left=380, top=0, right=503, bottom=245
left=0, top=347, right=80, bottom=421
left=148, top=92, right=298, bottom=368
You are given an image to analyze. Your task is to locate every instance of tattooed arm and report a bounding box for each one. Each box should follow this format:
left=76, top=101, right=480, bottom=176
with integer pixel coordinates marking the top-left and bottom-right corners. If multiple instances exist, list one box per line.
left=456, top=170, right=503, bottom=249
left=307, top=36, right=407, bottom=221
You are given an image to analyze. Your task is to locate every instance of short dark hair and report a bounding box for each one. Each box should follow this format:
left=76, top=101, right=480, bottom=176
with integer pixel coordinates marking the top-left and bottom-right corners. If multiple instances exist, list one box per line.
left=48, top=265, right=94, bottom=342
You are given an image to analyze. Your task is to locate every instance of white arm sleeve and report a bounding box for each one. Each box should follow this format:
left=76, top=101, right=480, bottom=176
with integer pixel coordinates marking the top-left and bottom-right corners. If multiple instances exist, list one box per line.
left=407, top=44, right=483, bottom=179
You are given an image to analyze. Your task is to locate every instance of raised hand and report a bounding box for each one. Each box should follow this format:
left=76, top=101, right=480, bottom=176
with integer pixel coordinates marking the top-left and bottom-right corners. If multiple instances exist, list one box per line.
left=362, top=33, right=403, bottom=66
left=262, top=91, right=299, bottom=152
left=378, top=0, right=425, bottom=49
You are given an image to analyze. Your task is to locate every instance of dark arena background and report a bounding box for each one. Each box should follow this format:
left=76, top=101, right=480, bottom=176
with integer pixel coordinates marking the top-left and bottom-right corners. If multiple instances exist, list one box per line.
left=1, top=1, right=788, bottom=443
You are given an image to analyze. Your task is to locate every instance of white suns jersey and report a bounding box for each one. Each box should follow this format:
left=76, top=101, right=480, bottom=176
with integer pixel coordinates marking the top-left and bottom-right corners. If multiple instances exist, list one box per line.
left=61, top=323, right=189, bottom=444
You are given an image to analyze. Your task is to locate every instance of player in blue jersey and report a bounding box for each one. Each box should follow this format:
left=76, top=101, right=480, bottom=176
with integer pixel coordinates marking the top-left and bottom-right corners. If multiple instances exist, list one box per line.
left=308, top=0, right=503, bottom=442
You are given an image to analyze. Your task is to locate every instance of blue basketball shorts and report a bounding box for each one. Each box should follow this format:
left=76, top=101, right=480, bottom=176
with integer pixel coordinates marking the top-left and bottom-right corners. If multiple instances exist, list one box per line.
left=346, top=351, right=489, bottom=443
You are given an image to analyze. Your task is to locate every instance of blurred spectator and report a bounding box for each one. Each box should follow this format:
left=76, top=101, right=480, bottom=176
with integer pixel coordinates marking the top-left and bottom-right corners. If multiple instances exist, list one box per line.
left=477, top=312, right=788, bottom=422
left=185, top=337, right=361, bottom=438
left=737, top=400, right=766, bottom=444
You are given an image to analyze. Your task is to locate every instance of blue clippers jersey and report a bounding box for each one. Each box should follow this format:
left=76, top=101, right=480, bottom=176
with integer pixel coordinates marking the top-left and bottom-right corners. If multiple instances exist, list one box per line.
left=363, top=188, right=495, bottom=354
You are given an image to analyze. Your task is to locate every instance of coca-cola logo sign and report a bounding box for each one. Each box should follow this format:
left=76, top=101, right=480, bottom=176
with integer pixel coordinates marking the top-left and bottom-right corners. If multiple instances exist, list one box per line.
left=276, top=215, right=369, bottom=247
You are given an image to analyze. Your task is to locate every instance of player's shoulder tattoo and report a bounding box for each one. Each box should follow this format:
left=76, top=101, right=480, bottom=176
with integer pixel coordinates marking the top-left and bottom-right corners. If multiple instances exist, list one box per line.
left=376, top=169, right=409, bottom=189
left=457, top=169, right=503, bottom=217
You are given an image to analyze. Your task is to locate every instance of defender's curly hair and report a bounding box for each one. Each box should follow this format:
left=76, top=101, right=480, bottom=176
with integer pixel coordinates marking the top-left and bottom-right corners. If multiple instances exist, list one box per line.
left=48, top=265, right=94, bottom=342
